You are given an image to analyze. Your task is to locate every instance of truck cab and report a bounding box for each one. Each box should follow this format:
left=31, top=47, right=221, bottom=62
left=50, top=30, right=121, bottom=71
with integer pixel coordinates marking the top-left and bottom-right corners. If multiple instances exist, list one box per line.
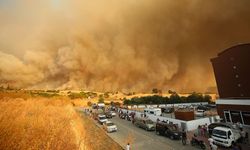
left=212, top=126, right=241, bottom=147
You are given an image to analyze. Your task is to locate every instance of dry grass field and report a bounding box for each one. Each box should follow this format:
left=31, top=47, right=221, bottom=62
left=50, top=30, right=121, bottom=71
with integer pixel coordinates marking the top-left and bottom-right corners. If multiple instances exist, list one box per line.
left=0, top=91, right=122, bottom=150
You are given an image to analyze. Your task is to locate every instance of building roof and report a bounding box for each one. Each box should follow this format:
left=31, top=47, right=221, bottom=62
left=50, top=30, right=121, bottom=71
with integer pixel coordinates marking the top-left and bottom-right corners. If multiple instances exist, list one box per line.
left=218, top=43, right=250, bottom=56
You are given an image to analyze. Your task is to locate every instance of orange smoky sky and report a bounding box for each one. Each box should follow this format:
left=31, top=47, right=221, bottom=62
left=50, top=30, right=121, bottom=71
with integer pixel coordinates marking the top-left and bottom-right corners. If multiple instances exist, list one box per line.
left=0, top=0, right=250, bottom=92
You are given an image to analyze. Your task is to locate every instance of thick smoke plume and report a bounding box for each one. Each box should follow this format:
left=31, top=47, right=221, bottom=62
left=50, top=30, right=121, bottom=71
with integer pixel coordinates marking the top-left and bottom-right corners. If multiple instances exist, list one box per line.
left=0, top=0, right=250, bottom=92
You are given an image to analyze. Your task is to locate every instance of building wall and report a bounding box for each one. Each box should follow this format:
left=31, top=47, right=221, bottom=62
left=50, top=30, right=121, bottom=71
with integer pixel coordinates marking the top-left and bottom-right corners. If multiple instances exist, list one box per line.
left=211, top=44, right=250, bottom=98
left=217, top=104, right=250, bottom=126
left=217, top=104, right=250, bottom=116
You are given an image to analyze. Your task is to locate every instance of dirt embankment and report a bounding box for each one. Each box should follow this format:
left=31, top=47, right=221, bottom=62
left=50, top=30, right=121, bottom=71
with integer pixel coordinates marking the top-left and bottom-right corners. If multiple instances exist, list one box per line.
left=0, top=91, right=122, bottom=150
left=78, top=113, right=123, bottom=150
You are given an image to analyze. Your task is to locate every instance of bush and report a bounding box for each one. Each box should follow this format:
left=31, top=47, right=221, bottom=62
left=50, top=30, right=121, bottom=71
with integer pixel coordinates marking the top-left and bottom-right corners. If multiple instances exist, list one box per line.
left=87, top=101, right=92, bottom=107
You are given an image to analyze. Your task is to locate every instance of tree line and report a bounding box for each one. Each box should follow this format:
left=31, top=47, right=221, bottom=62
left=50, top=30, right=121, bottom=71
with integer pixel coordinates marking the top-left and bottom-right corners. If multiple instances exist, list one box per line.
left=123, top=93, right=212, bottom=105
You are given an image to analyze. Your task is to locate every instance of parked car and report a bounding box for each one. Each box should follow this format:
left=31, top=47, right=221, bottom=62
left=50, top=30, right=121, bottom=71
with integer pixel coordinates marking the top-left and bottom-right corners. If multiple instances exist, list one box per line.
left=161, top=107, right=174, bottom=113
left=92, top=103, right=98, bottom=109
left=105, top=112, right=112, bottom=119
left=98, top=114, right=108, bottom=124
left=110, top=111, right=116, bottom=117
left=206, top=104, right=216, bottom=109
left=134, top=117, right=155, bottom=131
left=212, top=127, right=241, bottom=147
left=156, top=122, right=182, bottom=140
left=103, top=121, right=117, bottom=133
left=119, top=113, right=126, bottom=119
left=197, top=105, right=210, bottom=111
left=195, top=110, right=205, bottom=117
left=208, top=122, right=233, bottom=135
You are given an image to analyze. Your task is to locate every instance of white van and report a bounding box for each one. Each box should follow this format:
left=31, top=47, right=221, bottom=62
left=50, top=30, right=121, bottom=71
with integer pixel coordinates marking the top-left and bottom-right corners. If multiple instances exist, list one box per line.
left=144, top=108, right=162, bottom=116
left=195, top=109, right=205, bottom=117
left=97, top=103, right=105, bottom=108
left=212, top=126, right=241, bottom=147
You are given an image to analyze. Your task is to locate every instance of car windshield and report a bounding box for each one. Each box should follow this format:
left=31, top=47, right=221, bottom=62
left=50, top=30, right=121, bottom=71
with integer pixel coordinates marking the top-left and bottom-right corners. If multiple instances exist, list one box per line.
left=213, top=129, right=227, bottom=139
left=107, top=123, right=114, bottom=126
left=99, top=116, right=106, bottom=120
left=145, top=120, right=153, bottom=124
left=169, top=126, right=178, bottom=131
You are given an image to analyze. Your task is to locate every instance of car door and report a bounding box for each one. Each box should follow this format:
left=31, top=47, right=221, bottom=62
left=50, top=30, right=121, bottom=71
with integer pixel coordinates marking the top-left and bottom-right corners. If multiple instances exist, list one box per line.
left=165, top=126, right=170, bottom=136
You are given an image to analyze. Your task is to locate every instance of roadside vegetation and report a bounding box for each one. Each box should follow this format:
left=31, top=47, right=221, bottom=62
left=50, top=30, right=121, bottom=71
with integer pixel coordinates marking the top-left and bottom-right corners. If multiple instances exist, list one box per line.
left=123, top=92, right=212, bottom=105
left=0, top=91, right=122, bottom=150
left=68, top=91, right=98, bottom=99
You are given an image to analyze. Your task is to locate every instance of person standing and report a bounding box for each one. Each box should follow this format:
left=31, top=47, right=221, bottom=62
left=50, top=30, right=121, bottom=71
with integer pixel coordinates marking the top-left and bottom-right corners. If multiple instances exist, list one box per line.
left=126, top=143, right=130, bottom=150
left=208, top=138, right=217, bottom=150
left=197, top=125, right=201, bottom=136
left=204, top=123, right=208, bottom=137
left=240, top=128, right=246, bottom=143
left=181, top=129, right=187, bottom=145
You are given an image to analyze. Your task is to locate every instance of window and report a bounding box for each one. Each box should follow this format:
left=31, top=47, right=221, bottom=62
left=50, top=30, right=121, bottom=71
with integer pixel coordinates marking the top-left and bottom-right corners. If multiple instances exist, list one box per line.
left=224, top=111, right=231, bottom=123
left=228, top=131, right=232, bottom=139
left=230, top=111, right=242, bottom=123
left=242, top=112, right=250, bottom=125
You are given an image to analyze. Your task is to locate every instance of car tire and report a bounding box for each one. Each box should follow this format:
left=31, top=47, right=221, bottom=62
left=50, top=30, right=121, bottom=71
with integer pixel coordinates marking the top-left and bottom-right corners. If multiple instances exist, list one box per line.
left=191, top=140, right=195, bottom=146
left=156, top=130, right=159, bottom=135
left=200, top=144, right=206, bottom=149
left=170, top=135, right=174, bottom=140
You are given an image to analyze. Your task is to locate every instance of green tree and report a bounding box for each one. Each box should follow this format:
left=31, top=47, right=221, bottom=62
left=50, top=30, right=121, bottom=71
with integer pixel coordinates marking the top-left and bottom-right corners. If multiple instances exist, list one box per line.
left=98, top=97, right=104, bottom=103
left=204, top=95, right=212, bottom=103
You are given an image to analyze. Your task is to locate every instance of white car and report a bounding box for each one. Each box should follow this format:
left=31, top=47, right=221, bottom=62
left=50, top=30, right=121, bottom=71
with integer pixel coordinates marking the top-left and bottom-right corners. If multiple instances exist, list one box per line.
left=110, top=111, right=116, bottom=117
left=98, top=114, right=108, bottom=124
left=103, top=121, right=117, bottom=133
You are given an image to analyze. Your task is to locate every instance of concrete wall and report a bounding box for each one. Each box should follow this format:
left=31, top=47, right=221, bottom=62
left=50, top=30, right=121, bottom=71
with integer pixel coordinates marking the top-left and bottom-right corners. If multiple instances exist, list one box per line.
left=186, top=118, right=210, bottom=131
left=126, top=102, right=208, bottom=108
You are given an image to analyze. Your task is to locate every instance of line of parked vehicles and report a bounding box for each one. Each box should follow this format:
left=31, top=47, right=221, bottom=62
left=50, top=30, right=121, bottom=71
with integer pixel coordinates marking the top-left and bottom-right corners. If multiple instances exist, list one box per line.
left=118, top=110, right=183, bottom=140
left=91, top=103, right=119, bottom=133
left=118, top=108, right=245, bottom=149
left=90, top=103, right=244, bottom=149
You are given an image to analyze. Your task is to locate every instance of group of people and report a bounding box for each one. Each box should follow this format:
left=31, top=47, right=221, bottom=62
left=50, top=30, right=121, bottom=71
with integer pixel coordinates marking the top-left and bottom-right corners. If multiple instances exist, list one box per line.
left=197, top=124, right=208, bottom=137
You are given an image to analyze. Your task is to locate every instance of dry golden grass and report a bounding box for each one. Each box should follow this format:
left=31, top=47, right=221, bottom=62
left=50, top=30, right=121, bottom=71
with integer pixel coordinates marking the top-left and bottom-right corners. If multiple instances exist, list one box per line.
left=0, top=91, right=122, bottom=150
left=79, top=114, right=122, bottom=150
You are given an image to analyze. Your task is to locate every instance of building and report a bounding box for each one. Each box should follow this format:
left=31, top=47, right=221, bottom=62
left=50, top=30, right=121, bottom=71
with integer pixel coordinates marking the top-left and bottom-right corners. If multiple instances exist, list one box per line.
left=211, top=43, right=250, bottom=126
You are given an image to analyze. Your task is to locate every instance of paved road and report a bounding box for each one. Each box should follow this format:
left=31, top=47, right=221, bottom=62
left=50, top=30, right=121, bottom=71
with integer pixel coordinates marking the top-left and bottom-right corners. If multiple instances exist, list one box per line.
left=99, top=116, right=202, bottom=150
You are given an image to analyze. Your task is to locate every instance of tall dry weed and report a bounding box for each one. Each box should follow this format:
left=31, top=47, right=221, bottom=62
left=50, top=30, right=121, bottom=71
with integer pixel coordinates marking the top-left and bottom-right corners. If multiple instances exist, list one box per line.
left=0, top=97, right=85, bottom=150
left=0, top=91, right=122, bottom=150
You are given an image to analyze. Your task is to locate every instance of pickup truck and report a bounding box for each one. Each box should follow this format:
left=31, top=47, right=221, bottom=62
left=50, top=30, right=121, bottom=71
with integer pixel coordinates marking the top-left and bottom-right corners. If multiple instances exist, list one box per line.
left=212, top=126, right=241, bottom=147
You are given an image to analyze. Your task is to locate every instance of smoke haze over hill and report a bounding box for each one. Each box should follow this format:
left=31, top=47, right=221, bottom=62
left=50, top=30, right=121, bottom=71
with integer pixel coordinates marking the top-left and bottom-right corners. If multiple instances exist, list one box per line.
left=0, top=0, right=250, bottom=92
